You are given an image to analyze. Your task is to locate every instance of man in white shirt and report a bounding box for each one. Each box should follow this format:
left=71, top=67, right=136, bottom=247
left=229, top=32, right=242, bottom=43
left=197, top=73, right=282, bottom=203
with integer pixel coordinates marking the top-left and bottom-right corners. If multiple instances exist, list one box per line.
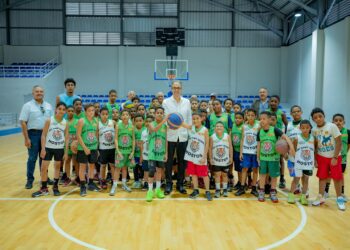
left=19, top=85, right=53, bottom=189
left=162, top=81, right=192, bottom=195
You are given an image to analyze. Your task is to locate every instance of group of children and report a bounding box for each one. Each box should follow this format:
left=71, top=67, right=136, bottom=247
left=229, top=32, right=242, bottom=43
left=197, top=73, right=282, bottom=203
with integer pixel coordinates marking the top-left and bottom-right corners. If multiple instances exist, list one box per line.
left=31, top=89, right=349, bottom=211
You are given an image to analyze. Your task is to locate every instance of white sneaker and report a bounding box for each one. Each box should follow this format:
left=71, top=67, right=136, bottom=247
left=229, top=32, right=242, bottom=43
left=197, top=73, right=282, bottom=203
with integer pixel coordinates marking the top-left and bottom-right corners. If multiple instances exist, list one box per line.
left=312, top=194, right=325, bottom=206
left=122, top=183, right=132, bottom=192
left=341, top=194, right=348, bottom=202
left=324, top=192, right=329, bottom=199
left=109, top=184, right=117, bottom=196
left=337, top=196, right=346, bottom=211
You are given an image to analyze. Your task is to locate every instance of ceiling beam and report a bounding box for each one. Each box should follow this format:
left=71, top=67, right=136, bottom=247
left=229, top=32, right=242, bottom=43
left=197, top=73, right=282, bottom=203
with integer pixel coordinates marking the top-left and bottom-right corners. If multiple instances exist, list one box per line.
left=0, top=0, right=35, bottom=12
left=204, top=0, right=283, bottom=37
left=252, top=0, right=286, bottom=20
left=287, top=0, right=317, bottom=16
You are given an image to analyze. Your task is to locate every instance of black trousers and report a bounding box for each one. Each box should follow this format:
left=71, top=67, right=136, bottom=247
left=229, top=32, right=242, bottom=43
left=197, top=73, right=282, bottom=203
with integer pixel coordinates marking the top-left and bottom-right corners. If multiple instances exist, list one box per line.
left=166, top=140, right=188, bottom=188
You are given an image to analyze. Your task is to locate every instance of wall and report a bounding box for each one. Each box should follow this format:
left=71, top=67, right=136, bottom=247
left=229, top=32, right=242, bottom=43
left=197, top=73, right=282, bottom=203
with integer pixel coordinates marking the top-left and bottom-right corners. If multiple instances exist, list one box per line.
left=3, top=45, right=60, bottom=64
left=0, top=65, right=63, bottom=114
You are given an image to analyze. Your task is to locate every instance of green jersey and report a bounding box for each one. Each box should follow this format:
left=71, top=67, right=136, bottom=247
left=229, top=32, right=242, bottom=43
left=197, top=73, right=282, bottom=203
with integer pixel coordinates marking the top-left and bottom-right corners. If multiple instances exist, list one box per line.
left=117, top=121, right=133, bottom=154
left=341, top=128, right=349, bottom=164
left=67, top=118, right=78, bottom=154
left=209, top=113, right=229, bottom=136
left=267, top=108, right=283, bottom=130
left=74, top=112, right=85, bottom=120
left=106, top=102, right=120, bottom=119
left=231, top=123, right=243, bottom=152
left=77, top=117, right=98, bottom=151
left=259, top=126, right=279, bottom=162
left=134, top=126, right=145, bottom=157
left=148, top=121, right=167, bottom=161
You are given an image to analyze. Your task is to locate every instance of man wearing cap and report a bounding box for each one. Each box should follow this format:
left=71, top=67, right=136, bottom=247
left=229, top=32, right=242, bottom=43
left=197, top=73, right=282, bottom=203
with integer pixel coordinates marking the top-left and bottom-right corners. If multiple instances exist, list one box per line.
left=162, top=81, right=192, bottom=195
left=19, top=85, right=53, bottom=189
left=210, top=93, right=216, bottom=101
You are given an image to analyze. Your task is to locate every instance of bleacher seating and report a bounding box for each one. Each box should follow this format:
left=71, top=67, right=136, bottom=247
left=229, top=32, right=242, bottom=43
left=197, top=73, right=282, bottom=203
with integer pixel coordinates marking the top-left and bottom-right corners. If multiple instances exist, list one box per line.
left=0, top=59, right=59, bottom=78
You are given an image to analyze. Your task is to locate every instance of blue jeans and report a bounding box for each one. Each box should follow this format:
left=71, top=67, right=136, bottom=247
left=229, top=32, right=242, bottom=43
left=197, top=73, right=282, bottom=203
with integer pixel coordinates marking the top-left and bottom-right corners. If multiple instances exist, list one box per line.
left=27, top=130, right=42, bottom=182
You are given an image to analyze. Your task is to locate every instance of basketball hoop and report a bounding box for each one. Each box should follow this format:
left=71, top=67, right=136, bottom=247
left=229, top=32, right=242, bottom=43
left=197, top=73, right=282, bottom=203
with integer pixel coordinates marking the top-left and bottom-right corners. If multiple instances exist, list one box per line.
left=167, top=74, right=176, bottom=80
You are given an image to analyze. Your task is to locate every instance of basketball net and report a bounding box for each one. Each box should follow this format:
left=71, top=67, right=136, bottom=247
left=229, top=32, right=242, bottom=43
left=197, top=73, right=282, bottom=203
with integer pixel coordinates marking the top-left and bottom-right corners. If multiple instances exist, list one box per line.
left=167, top=74, right=176, bottom=80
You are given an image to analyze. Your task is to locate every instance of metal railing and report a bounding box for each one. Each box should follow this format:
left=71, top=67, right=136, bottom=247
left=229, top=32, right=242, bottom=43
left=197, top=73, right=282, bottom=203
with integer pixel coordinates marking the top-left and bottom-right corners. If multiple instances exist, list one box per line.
left=0, top=57, right=59, bottom=78
left=0, top=113, right=19, bottom=127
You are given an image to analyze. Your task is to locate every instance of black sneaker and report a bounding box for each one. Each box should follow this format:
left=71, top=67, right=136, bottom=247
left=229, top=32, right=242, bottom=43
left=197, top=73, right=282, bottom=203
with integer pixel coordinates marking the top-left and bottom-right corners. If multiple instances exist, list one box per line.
left=279, top=179, right=286, bottom=189
left=214, top=189, right=221, bottom=198
left=251, top=188, right=259, bottom=197
left=32, top=187, right=49, bottom=198
left=233, top=182, right=241, bottom=191
left=47, top=178, right=54, bottom=185
left=59, top=173, right=67, bottom=185
left=222, top=189, right=228, bottom=197
left=53, top=187, right=61, bottom=196
left=25, top=180, right=33, bottom=189
left=164, top=183, right=173, bottom=195
left=177, top=186, right=187, bottom=194
left=189, top=189, right=200, bottom=199
left=235, top=187, right=246, bottom=196
left=80, top=185, right=87, bottom=197
left=142, top=182, right=149, bottom=191
left=205, top=191, right=213, bottom=201
left=88, top=182, right=101, bottom=192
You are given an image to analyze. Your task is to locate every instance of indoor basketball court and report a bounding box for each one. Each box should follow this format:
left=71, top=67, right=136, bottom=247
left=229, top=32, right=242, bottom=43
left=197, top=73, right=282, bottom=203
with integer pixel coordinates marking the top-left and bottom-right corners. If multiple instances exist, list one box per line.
left=0, top=0, right=350, bottom=249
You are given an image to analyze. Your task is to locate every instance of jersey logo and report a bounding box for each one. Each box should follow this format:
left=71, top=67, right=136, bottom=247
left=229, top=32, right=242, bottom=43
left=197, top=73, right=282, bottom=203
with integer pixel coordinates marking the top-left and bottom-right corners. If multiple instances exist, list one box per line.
left=87, top=132, right=96, bottom=143
left=52, top=129, right=62, bottom=141
left=232, top=134, right=240, bottom=145
left=301, top=149, right=311, bottom=161
left=190, top=140, right=200, bottom=153
left=121, top=135, right=130, bottom=146
left=216, top=147, right=226, bottom=158
left=246, top=135, right=256, bottom=145
left=263, top=141, right=272, bottom=153
left=104, top=132, right=113, bottom=142
left=155, top=138, right=163, bottom=152
left=321, top=135, right=332, bottom=146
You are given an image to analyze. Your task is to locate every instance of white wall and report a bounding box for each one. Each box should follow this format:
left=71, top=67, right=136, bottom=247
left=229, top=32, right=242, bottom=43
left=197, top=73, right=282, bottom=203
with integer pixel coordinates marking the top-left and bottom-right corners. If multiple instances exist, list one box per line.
left=3, top=45, right=59, bottom=64
left=322, top=18, right=350, bottom=121
left=0, top=65, right=63, bottom=114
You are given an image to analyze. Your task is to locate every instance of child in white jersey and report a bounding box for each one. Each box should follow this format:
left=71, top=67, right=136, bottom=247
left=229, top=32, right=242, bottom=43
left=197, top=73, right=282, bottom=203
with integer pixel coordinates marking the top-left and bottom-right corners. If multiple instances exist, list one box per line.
left=97, top=107, right=116, bottom=192
left=32, top=102, right=68, bottom=197
left=288, top=120, right=315, bottom=205
left=182, top=112, right=212, bottom=201
left=209, top=121, right=233, bottom=198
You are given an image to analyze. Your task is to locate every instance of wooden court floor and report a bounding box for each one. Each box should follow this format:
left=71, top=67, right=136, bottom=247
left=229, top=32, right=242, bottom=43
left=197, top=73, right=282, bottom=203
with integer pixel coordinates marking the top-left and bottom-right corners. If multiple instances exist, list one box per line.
left=0, top=134, right=349, bottom=250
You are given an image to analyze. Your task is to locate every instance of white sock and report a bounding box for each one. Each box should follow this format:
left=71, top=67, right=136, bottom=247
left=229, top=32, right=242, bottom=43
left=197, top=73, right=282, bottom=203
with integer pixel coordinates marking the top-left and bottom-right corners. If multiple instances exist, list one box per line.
left=215, top=183, right=220, bottom=190
left=223, top=183, right=228, bottom=189
left=113, top=180, right=118, bottom=186
left=156, top=181, right=161, bottom=189
left=122, top=178, right=126, bottom=184
left=148, top=183, right=153, bottom=191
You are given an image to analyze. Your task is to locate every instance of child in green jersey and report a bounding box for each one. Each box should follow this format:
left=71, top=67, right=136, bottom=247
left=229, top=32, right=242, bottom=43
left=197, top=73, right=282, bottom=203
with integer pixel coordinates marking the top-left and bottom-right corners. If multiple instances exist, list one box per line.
left=146, top=107, right=168, bottom=202
left=112, top=110, right=135, bottom=194
left=231, top=112, right=244, bottom=191
left=76, top=104, right=100, bottom=197
left=106, top=89, right=121, bottom=119
left=257, top=111, right=294, bottom=203
left=140, top=115, right=154, bottom=191
left=132, top=114, right=145, bottom=189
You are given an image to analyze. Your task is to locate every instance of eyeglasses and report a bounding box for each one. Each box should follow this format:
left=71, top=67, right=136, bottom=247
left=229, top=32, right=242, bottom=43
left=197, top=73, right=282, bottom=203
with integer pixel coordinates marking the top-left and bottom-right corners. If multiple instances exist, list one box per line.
left=40, top=106, right=45, bottom=114
left=172, top=87, right=182, bottom=90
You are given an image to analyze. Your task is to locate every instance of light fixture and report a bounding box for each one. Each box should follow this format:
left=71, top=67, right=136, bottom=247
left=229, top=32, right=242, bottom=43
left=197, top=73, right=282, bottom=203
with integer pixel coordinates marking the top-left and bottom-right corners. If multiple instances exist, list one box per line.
left=294, top=12, right=302, bottom=18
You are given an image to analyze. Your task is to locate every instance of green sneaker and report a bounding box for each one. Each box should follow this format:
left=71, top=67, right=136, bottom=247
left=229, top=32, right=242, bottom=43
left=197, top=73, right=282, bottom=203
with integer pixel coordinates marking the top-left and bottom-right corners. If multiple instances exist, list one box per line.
left=155, top=188, right=165, bottom=199
left=300, top=194, right=308, bottom=206
left=288, top=193, right=295, bottom=204
left=146, top=190, right=153, bottom=202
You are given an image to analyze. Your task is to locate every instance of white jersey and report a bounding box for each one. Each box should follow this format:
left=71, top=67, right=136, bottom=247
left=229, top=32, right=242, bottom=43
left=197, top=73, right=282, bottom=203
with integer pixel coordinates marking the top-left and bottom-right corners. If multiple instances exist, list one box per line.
left=45, top=116, right=66, bottom=149
left=286, top=121, right=301, bottom=162
left=295, top=134, right=315, bottom=171
left=185, top=126, right=207, bottom=165
left=99, top=119, right=115, bottom=150
left=242, top=121, right=259, bottom=154
left=141, top=128, right=149, bottom=160
left=211, top=133, right=230, bottom=166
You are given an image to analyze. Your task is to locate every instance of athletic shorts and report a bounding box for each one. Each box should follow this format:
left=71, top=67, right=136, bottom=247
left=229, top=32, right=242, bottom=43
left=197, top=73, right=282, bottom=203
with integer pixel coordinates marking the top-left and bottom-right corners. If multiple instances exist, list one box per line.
left=242, top=153, right=259, bottom=169
left=142, top=160, right=149, bottom=171
left=212, top=165, right=230, bottom=173
left=233, top=151, right=242, bottom=172
left=115, top=154, right=135, bottom=168
left=342, top=164, right=346, bottom=173
left=186, top=161, right=208, bottom=177
left=99, top=149, right=115, bottom=165
left=148, top=160, right=165, bottom=169
left=287, top=161, right=313, bottom=177
left=316, top=154, right=343, bottom=180
left=259, top=160, right=280, bottom=178
left=43, top=148, right=64, bottom=161
left=77, top=150, right=98, bottom=164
